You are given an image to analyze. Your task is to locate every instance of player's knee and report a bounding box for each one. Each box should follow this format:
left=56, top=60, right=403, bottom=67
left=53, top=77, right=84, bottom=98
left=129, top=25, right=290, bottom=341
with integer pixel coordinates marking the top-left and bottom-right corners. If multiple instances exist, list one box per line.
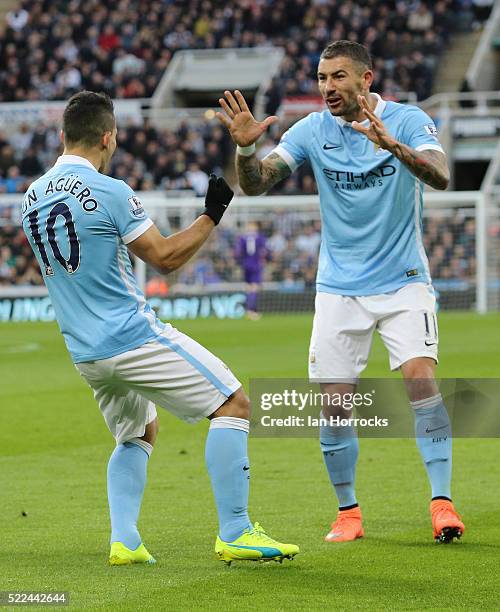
left=322, top=403, right=352, bottom=419
left=211, top=388, right=251, bottom=420
left=402, top=358, right=439, bottom=401
left=141, top=417, right=159, bottom=446
left=402, top=357, right=435, bottom=380
left=320, top=383, right=357, bottom=419
left=225, top=389, right=251, bottom=420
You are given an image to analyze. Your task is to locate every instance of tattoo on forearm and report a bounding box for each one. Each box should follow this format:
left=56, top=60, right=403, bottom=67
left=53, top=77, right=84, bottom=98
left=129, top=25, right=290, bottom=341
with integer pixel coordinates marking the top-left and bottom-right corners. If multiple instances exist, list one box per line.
left=388, top=144, right=449, bottom=190
left=237, top=154, right=264, bottom=195
left=237, top=152, right=292, bottom=195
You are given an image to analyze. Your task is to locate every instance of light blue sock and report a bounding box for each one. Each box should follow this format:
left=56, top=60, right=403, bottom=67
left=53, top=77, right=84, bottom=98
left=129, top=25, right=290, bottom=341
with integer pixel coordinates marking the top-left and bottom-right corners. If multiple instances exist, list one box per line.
left=205, top=417, right=252, bottom=542
left=107, top=441, right=150, bottom=550
left=413, top=394, right=452, bottom=499
left=320, top=416, right=359, bottom=508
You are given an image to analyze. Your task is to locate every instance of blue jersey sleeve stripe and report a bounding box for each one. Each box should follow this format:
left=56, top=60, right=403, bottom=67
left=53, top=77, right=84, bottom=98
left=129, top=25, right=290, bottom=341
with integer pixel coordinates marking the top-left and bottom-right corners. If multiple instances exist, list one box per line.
left=154, top=334, right=235, bottom=398
left=122, top=218, right=154, bottom=244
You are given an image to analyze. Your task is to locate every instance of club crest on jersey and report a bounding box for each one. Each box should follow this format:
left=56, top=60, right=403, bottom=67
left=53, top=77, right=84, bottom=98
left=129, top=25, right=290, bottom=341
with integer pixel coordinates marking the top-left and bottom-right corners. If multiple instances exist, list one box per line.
left=128, top=196, right=145, bottom=218
left=424, top=124, right=438, bottom=137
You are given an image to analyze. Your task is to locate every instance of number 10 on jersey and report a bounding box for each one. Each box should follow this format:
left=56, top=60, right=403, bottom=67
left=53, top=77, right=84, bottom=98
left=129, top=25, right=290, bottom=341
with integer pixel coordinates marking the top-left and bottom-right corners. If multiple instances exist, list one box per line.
left=28, top=201, right=81, bottom=276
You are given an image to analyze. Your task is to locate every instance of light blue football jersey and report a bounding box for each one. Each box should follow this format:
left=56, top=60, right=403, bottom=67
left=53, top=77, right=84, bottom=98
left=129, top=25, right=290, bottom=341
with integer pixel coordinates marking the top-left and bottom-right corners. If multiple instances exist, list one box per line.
left=273, top=93, right=444, bottom=296
left=22, top=155, right=165, bottom=363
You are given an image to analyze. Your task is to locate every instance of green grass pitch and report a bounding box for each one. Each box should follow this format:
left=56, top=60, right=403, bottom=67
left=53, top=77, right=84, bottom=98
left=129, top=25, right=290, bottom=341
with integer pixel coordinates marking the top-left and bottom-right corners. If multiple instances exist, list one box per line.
left=1, top=313, right=499, bottom=610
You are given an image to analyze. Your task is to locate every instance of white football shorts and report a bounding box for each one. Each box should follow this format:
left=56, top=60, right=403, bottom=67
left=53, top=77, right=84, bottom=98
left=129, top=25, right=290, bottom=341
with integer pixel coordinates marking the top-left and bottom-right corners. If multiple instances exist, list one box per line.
left=76, top=325, right=241, bottom=444
left=309, top=283, right=439, bottom=381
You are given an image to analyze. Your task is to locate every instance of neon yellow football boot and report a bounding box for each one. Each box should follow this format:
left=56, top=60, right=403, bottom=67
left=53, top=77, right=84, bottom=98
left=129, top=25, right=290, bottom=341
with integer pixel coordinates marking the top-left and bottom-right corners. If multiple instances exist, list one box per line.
left=215, top=522, right=299, bottom=566
left=109, top=542, right=156, bottom=566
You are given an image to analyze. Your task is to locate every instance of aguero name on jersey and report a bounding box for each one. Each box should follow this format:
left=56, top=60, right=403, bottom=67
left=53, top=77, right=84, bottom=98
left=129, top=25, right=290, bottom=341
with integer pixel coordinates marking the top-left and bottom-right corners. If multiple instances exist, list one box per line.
left=273, top=93, right=444, bottom=296
left=22, top=155, right=165, bottom=363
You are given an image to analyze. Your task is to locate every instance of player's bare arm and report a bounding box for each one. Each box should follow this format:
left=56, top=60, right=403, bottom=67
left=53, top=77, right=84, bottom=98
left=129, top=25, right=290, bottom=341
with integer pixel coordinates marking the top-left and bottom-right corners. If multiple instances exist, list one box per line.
left=129, top=216, right=214, bottom=274
left=237, top=152, right=292, bottom=196
left=129, top=175, right=233, bottom=273
left=380, top=146, right=449, bottom=191
left=216, top=90, right=290, bottom=195
left=353, top=95, right=450, bottom=191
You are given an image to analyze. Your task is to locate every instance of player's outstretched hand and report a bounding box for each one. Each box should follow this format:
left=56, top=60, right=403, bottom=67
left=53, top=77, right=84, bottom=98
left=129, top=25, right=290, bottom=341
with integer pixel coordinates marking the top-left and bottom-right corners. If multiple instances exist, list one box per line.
left=352, top=95, right=396, bottom=151
left=203, top=174, right=234, bottom=225
left=216, top=90, right=278, bottom=147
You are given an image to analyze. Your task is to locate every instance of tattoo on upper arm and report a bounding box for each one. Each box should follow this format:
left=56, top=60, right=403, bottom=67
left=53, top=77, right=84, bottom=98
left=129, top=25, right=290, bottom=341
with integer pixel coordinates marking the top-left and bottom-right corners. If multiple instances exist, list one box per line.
left=390, top=144, right=450, bottom=190
left=237, top=152, right=292, bottom=195
left=260, top=153, right=293, bottom=190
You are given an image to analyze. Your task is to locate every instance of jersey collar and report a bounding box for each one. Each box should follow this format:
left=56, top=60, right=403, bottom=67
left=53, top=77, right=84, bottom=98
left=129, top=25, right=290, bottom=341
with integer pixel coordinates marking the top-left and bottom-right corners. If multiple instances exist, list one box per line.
left=334, top=92, right=386, bottom=128
left=54, top=154, right=98, bottom=172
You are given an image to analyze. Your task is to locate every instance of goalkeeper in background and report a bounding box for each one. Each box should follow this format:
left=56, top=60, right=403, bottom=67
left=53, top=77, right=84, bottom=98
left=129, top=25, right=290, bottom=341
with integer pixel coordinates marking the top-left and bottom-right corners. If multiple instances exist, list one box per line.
left=22, top=91, right=299, bottom=566
left=235, top=221, right=268, bottom=320
left=217, top=40, right=465, bottom=544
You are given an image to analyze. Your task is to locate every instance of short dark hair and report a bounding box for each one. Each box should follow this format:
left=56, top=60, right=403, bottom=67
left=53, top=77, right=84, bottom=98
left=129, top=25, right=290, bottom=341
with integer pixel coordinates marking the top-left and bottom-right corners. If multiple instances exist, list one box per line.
left=62, top=91, right=115, bottom=148
left=320, top=40, right=372, bottom=71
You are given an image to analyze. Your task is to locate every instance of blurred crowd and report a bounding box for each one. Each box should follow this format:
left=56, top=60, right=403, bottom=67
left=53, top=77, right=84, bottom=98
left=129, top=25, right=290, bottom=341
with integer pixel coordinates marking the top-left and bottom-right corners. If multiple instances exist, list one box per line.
left=0, top=0, right=486, bottom=196
left=112, top=119, right=234, bottom=192
left=0, top=118, right=234, bottom=195
left=0, top=222, right=42, bottom=286
left=0, top=0, right=492, bottom=290
left=424, top=215, right=477, bottom=282
left=1, top=0, right=482, bottom=104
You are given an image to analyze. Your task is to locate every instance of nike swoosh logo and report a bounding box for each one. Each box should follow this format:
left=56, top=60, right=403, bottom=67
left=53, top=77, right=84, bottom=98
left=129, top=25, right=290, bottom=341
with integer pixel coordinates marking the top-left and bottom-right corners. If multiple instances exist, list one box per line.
left=323, top=144, right=341, bottom=150
left=243, top=466, right=250, bottom=471
left=425, top=341, right=437, bottom=346
left=425, top=425, right=448, bottom=433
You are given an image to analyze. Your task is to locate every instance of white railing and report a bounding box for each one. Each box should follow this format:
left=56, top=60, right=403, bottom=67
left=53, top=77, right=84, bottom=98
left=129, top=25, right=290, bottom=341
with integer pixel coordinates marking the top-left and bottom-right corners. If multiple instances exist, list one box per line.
left=466, top=3, right=500, bottom=90
left=420, top=91, right=500, bottom=116
left=480, top=139, right=500, bottom=312
left=481, top=140, right=500, bottom=193
left=0, top=89, right=498, bottom=136
left=0, top=98, right=150, bottom=133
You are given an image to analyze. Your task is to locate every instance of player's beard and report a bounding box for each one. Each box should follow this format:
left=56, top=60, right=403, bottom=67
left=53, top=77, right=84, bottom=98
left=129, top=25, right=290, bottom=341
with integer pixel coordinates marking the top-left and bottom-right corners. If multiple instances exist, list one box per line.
left=326, top=93, right=359, bottom=118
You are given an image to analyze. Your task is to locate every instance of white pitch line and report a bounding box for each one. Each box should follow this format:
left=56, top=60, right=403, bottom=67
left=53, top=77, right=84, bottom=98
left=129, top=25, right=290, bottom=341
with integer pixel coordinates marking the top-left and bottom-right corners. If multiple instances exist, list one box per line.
left=2, top=343, right=41, bottom=354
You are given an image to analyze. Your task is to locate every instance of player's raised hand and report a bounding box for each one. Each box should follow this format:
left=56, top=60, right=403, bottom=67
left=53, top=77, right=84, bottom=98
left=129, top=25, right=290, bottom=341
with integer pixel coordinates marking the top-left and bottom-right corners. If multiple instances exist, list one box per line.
left=352, top=95, right=396, bottom=150
left=216, top=90, right=278, bottom=147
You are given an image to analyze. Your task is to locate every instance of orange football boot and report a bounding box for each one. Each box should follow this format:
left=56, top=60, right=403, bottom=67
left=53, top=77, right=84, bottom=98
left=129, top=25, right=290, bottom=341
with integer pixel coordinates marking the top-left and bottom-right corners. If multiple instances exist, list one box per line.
left=324, top=506, right=364, bottom=542
left=431, top=499, right=465, bottom=543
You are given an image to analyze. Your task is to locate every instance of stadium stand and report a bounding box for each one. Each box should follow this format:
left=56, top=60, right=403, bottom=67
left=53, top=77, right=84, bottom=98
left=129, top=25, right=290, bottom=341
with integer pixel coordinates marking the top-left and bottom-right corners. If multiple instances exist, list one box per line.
left=0, top=0, right=496, bottom=307
left=0, top=0, right=473, bottom=104
left=0, top=0, right=478, bottom=199
left=0, top=119, right=234, bottom=193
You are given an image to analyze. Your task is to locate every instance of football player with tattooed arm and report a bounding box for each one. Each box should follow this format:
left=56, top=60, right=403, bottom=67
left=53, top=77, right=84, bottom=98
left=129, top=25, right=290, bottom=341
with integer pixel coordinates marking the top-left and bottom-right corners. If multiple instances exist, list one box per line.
left=217, top=40, right=465, bottom=545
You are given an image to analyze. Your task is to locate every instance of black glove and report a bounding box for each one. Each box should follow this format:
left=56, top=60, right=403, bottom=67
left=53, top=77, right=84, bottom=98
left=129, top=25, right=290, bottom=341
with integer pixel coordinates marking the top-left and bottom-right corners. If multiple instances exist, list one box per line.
left=203, top=174, right=234, bottom=225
